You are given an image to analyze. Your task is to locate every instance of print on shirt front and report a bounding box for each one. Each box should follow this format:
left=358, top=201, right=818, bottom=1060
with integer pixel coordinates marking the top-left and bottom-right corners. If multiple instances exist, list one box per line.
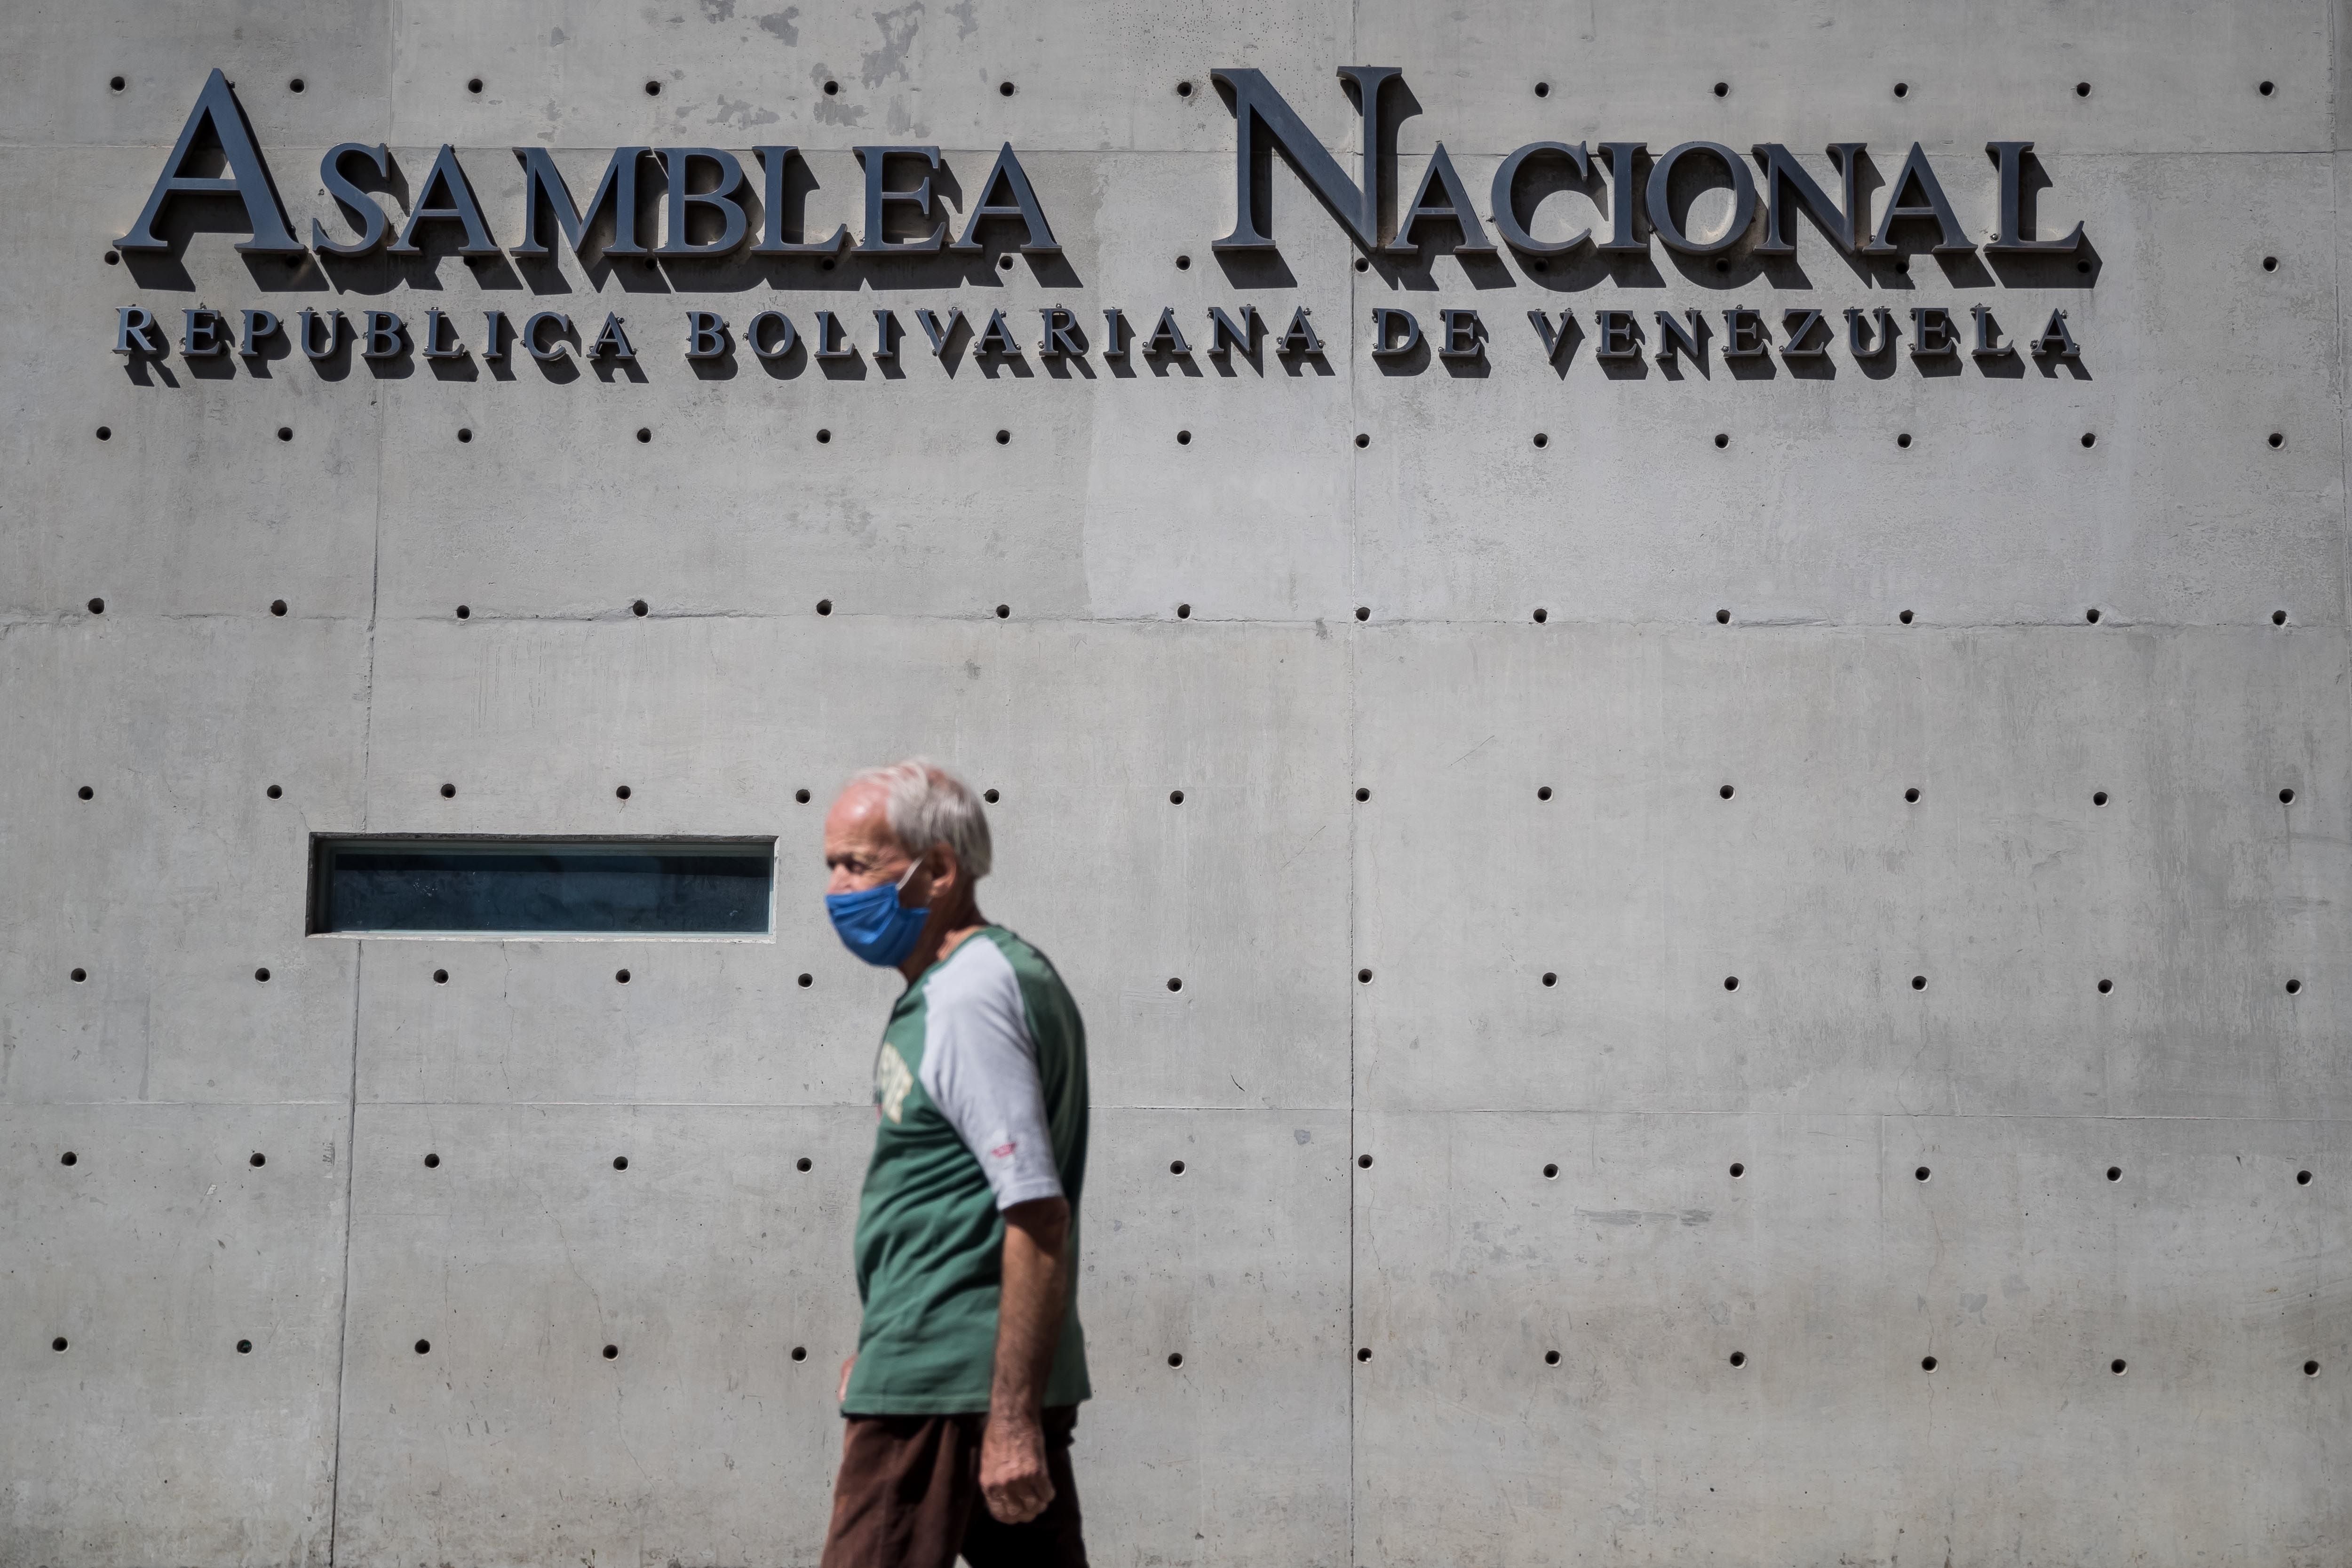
left=843, top=925, right=1092, bottom=1416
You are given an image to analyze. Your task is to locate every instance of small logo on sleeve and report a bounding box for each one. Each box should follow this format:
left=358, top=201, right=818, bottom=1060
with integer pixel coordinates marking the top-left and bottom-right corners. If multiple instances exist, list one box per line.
left=989, top=1139, right=1017, bottom=1161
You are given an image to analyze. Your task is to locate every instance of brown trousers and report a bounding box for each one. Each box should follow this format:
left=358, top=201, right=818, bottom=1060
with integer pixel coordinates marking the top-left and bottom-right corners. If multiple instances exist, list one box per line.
left=819, top=1405, right=1087, bottom=1568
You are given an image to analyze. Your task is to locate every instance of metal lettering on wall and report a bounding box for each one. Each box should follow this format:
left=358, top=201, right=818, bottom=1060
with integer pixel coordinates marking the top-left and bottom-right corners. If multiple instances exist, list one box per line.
left=109, top=66, right=2093, bottom=376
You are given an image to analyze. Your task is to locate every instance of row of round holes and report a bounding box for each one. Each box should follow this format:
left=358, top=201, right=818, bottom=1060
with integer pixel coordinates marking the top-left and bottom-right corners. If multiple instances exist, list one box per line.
left=45, top=1147, right=2318, bottom=1186
left=64, top=964, right=2306, bottom=998
left=100, top=425, right=2305, bottom=457
left=35, top=1334, right=2302, bottom=1374
left=66, top=594, right=2302, bottom=629
left=100, top=76, right=2289, bottom=102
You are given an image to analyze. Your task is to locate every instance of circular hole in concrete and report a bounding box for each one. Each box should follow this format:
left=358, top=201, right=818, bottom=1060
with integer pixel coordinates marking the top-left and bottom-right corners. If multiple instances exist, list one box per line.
left=2280, top=787, right=2297, bottom=804
left=817, top=429, right=831, bottom=444
left=1893, top=81, right=1908, bottom=98
left=2297, top=1169, right=2312, bottom=1184
left=995, top=603, right=1010, bottom=618
left=1177, top=80, right=1193, bottom=97
left=238, top=1337, right=253, bottom=1353
left=440, top=783, right=456, bottom=798
left=1544, top=1349, right=1561, bottom=1364
left=2098, top=978, right=2114, bottom=994
left=254, top=967, right=270, bottom=983
left=288, top=78, right=304, bottom=93
left=1542, top=972, right=1557, bottom=987
left=1533, top=431, right=1549, bottom=448
left=823, top=80, right=838, bottom=95
left=1716, top=609, right=1731, bottom=624
left=797, top=973, right=812, bottom=988
left=1357, top=1346, right=1372, bottom=1361
left=2305, top=1360, right=2320, bottom=1375
left=1167, top=977, right=1182, bottom=992
left=1921, top=1355, right=1938, bottom=1371
left=632, top=599, right=648, bottom=616
left=277, top=426, right=293, bottom=442
left=999, top=80, right=1016, bottom=96
left=791, top=1345, right=808, bottom=1360
left=1911, top=975, right=1926, bottom=990
left=54, top=1337, right=68, bottom=1351
left=983, top=788, right=1000, bottom=803
left=457, top=428, right=472, bottom=443
left=636, top=427, right=651, bottom=443
left=615, top=785, right=631, bottom=800
left=2074, top=80, right=2090, bottom=96
left=1724, top=975, right=1739, bottom=991
left=1730, top=1350, right=1747, bottom=1366
left=270, top=599, right=287, bottom=616
left=78, top=786, right=93, bottom=800
left=2110, top=1358, right=2126, bottom=1374
left=1544, top=1163, right=1559, bottom=1178
left=1720, top=784, right=1735, bottom=800
left=1169, top=790, right=1184, bottom=804
left=995, top=429, right=1010, bottom=445
left=1533, top=607, right=1548, bottom=623
left=415, top=1338, right=430, bottom=1354
left=1176, top=604, right=1192, bottom=618
left=1355, top=787, right=1371, bottom=801
left=71, top=968, right=86, bottom=983
left=87, top=597, right=104, bottom=613
left=467, top=78, right=482, bottom=94
left=2264, top=255, right=2279, bottom=271
left=2081, top=431, right=2096, bottom=448
left=1537, top=786, right=1552, bottom=800
left=1355, top=433, right=1370, bottom=448
left=455, top=605, right=469, bottom=618
left=1915, top=1165, right=1931, bottom=1181
left=1714, top=432, right=1729, bottom=448
left=424, top=1152, right=439, bottom=1167
left=1713, top=80, right=1729, bottom=96
left=604, top=1344, right=619, bottom=1358
left=2107, top=1165, right=2122, bottom=1180
left=613, top=1155, right=628, bottom=1170
left=2268, top=431, right=2286, bottom=448
left=2287, top=978, right=2302, bottom=994
left=615, top=969, right=630, bottom=984
left=1897, top=432, right=1911, bottom=448
left=1535, top=81, right=1550, bottom=97
left=1905, top=788, right=1920, bottom=803
left=105, top=249, right=119, bottom=264
left=250, top=1152, right=266, bottom=1166
left=2085, top=607, right=2102, bottom=623
left=2274, top=609, right=2288, bottom=625
left=1357, top=968, right=1373, bottom=983
left=644, top=80, right=661, bottom=96
left=1177, top=429, right=1191, bottom=445
left=433, top=969, right=448, bottom=984
left=61, top=1151, right=76, bottom=1166
left=95, top=428, right=110, bottom=442
left=1900, top=609, right=1915, bottom=623
left=1355, top=256, right=1369, bottom=272
left=1729, top=1162, right=1745, bottom=1178
left=997, top=255, right=1014, bottom=271
left=796, top=1157, right=812, bottom=1172
left=1358, top=1153, right=1373, bottom=1168
left=795, top=788, right=812, bottom=803
left=110, top=75, right=125, bottom=91
left=1354, top=607, right=1370, bottom=622
left=1175, top=254, right=1191, bottom=270
left=2261, top=80, right=2275, bottom=96
left=1166, top=1351, right=1184, bottom=1367
left=815, top=600, right=832, bottom=616
left=2093, top=790, right=2108, bottom=806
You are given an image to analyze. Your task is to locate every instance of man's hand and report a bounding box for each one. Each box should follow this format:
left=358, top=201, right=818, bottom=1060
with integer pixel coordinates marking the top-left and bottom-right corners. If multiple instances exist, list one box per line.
left=979, top=1410, right=1053, bottom=1523
left=982, top=1194, right=1071, bottom=1524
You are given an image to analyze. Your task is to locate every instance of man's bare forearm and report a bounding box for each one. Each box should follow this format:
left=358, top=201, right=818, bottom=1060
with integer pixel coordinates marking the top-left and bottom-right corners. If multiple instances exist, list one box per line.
left=990, top=1195, right=1071, bottom=1420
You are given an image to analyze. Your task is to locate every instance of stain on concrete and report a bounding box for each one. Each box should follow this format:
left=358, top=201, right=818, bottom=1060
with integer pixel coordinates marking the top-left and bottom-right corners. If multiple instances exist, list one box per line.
left=757, top=7, right=799, bottom=43
left=861, top=3, right=923, bottom=88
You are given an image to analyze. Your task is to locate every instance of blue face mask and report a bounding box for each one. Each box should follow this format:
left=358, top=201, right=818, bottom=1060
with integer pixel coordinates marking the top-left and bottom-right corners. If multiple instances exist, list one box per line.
left=825, top=858, right=930, bottom=968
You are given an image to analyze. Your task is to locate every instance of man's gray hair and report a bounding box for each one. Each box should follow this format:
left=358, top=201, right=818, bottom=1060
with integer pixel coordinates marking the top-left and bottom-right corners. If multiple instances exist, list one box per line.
left=851, top=758, right=994, bottom=880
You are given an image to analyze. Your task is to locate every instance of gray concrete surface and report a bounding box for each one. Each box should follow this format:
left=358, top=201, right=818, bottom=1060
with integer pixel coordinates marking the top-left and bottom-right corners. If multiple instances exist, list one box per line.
left=1, top=0, right=2347, bottom=1563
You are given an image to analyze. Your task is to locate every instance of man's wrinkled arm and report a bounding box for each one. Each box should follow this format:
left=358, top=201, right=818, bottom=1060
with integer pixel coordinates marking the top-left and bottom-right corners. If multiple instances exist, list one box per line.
left=977, top=1194, right=1070, bottom=1524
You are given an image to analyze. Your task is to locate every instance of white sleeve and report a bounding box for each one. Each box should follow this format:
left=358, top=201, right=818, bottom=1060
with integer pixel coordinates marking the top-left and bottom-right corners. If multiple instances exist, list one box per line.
left=918, top=939, right=1065, bottom=1210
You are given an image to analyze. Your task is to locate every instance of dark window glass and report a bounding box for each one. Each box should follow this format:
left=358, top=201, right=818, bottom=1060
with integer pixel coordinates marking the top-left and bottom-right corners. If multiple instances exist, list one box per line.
left=311, top=838, right=773, bottom=934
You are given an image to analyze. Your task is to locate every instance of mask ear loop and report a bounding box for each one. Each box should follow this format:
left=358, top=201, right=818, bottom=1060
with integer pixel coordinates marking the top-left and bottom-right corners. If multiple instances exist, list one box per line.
left=893, top=855, right=926, bottom=894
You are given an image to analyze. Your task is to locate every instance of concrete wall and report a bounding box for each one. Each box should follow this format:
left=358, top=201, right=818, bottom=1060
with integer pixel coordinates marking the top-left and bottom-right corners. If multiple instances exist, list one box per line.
left=2, top=1, right=2347, bottom=1563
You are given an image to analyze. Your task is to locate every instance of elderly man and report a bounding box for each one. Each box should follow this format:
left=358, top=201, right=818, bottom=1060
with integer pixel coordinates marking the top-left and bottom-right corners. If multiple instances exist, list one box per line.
left=817, top=759, right=1092, bottom=1568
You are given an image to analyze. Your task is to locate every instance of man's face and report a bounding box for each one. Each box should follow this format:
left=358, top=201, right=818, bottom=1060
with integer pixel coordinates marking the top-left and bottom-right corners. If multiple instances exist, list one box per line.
left=823, top=782, right=915, bottom=896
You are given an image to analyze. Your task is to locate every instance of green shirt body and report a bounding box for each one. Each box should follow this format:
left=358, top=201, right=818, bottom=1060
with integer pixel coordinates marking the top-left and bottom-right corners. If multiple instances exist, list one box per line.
left=842, top=924, right=1091, bottom=1416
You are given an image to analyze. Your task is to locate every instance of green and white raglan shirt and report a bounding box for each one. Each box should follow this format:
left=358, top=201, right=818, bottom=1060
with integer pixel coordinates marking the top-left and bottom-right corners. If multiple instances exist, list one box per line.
left=842, top=924, right=1091, bottom=1416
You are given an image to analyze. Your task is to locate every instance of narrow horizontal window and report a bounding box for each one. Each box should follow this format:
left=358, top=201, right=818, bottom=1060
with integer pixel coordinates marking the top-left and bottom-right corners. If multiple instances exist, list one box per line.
left=310, top=837, right=773, bottom=936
